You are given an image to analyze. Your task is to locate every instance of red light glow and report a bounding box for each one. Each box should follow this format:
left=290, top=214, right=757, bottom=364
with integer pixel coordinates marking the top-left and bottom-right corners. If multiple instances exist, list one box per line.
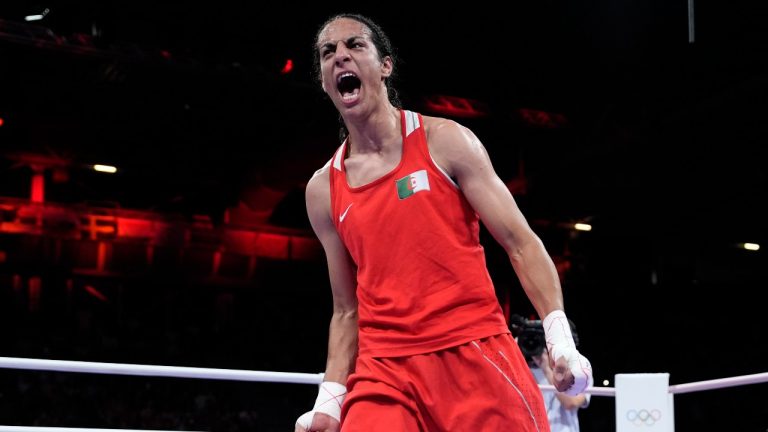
left=280, top=59, right=294, bottom=74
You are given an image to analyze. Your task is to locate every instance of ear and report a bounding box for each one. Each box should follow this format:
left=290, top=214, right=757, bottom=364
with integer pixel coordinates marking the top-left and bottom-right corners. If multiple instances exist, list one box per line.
left=380, top=56, right=393, bottom=79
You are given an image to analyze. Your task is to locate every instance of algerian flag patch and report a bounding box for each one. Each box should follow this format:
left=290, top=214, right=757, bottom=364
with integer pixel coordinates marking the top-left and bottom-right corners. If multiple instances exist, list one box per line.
left=396, top=169, right=430, bottom=200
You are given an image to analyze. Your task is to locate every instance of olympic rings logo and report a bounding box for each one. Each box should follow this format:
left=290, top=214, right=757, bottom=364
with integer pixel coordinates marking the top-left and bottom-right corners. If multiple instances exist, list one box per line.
left=626, top=409, right=662, bottom=426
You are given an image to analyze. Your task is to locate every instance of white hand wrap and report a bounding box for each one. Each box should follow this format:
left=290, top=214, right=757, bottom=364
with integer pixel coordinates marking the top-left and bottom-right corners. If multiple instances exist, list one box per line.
left=295, top=381, right=347, bottom=429
left=543, top=310, right=593, bottom=396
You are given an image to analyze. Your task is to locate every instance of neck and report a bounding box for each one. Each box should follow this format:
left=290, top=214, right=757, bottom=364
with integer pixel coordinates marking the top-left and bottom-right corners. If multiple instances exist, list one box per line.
left=345, top=105, right=401, bottom=155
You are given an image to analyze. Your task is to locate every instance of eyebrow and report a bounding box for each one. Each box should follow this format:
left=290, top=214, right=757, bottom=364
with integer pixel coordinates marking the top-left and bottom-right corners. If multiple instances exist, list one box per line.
left=318, top=36, right=366, bottom=52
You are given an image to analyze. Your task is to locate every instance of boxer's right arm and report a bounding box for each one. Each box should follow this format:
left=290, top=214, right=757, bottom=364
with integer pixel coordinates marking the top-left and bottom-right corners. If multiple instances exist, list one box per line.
left=297, top=168, right=358, bottom=432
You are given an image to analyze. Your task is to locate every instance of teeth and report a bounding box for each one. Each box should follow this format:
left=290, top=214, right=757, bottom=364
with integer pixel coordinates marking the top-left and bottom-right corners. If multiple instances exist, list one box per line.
left=337, top=72, right=356, bottom=83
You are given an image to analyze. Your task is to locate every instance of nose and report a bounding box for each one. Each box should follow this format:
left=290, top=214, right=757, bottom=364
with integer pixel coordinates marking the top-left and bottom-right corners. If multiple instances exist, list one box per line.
left=334, top=43, right=352, bottom=66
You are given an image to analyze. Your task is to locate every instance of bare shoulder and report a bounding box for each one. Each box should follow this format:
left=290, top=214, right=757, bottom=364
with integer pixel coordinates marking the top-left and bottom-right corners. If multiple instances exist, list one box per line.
left=423, top=115, right=470, bottom=139
left=306, top=160, right=331, bottom=204
left=422, top=115, right=486, bottom=175
left=304, top=159, right=335, bottom=239
left=309, top=159, right=331, bottom=185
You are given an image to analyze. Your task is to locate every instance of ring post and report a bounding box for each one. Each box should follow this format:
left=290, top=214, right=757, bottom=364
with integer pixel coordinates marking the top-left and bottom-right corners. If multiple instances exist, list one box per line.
left=615, top=373, right=674, bottom=432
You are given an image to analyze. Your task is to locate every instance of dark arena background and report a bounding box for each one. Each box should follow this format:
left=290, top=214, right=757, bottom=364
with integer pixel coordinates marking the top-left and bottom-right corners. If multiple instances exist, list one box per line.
left=0, top=2, right=766, bottom=431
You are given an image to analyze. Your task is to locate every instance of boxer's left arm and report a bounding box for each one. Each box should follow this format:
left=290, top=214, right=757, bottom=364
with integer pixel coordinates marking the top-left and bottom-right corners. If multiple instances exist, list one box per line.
left=427, top=116, right=592, bottom=396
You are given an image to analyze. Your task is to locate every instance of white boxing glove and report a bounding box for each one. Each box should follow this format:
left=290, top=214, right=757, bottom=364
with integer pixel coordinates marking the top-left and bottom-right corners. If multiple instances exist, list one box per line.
left=296, top=381, right=347, bottom=429
left=543, top=310, right=592, bottom=396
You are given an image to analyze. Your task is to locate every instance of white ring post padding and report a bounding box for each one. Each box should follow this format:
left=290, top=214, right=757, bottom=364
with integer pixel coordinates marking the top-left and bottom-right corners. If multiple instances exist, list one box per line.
left=0, top=357, right=324, bottom=385
left=0, top=428, right=204, bottom=432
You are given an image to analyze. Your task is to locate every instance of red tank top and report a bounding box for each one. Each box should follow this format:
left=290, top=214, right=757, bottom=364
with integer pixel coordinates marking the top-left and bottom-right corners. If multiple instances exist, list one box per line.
left=329, top=110, right=509, bottom=357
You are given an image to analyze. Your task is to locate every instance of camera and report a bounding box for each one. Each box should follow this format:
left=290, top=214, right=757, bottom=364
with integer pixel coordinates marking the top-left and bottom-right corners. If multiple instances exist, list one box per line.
left=509, top=314, right=579, bottom=367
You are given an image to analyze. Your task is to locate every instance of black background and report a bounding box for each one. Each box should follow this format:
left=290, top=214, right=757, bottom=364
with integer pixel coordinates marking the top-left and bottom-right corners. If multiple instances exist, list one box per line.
left=0, top=1, right=766, bottom=431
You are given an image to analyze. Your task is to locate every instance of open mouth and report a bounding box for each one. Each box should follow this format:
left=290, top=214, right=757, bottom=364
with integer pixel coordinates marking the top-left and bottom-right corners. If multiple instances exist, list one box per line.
left=337, top=72, right=361, bottom=101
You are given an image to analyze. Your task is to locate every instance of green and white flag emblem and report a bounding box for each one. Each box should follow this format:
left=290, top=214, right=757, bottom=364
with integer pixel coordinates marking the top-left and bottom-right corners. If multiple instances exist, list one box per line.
left=396, top=169, right=430, bottom=199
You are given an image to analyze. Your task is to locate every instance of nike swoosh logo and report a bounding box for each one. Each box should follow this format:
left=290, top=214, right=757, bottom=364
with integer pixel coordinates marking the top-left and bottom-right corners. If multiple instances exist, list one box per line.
left=339, top=203, right=353, bottom=223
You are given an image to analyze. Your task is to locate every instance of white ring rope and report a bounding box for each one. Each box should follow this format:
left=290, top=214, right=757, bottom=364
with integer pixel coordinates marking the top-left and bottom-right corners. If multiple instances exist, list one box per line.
left=539, top=371, right=768, bottom=396
left=0, top=428, right=201, bottom=432
left=0, top=356, right=323, bottom=385
left=3, top=356, right=767, bottom=395
left=668, top=371, right=768, bottom=394
left=3, top=356, right=765, bottom=397
left=538, top=384, right=616, bottom=396
left=0, top=356, right=765, bottom=432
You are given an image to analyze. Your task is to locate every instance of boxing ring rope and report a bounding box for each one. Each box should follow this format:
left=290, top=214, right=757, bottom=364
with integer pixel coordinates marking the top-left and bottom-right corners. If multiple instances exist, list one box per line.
left=537, top=370, right=768, bottom=395
left=1, top=356, right=766, bottom=431
left=0, top=428, right=197, bottom=432
left=538, top=384, right=615, bottom=396
left=667, top=371, right=768, bottom=394
left=0, top=356, right=323, bottom=385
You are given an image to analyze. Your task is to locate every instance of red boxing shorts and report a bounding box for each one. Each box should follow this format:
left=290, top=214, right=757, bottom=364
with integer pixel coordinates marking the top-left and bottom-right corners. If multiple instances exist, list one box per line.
left=341, top=333, right=549, bottom=432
